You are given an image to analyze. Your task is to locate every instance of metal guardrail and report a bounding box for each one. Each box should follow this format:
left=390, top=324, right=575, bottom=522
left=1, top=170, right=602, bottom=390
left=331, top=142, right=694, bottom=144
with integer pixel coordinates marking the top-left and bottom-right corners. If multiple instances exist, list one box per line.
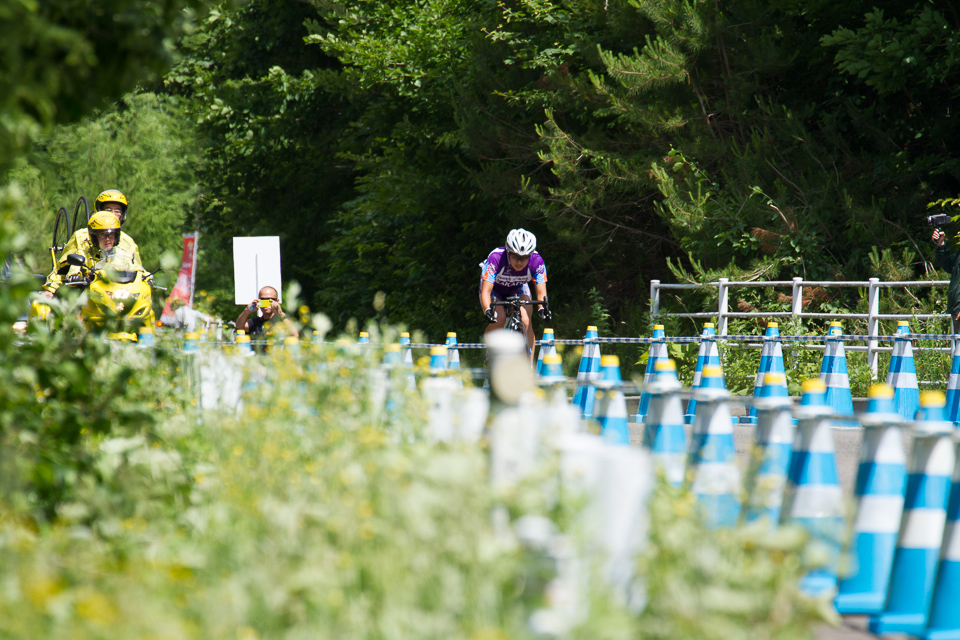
left=649, top=277, right=953, bottom=377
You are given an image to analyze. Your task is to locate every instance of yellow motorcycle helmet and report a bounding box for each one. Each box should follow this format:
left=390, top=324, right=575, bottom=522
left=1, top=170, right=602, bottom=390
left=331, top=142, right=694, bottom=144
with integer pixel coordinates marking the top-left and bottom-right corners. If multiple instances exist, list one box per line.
left=94, top=189, right=129, bottom=223
left=88, top=211, right=122, bottom=249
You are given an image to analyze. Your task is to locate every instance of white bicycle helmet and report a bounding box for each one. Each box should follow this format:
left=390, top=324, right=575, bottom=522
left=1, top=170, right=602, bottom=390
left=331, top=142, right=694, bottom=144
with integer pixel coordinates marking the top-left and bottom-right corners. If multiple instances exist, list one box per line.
left=505, top=228, right=536, bottom=256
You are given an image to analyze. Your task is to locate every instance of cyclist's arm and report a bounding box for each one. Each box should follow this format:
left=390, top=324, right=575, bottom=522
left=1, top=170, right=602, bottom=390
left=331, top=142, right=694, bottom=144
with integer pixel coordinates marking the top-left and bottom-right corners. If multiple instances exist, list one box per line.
left=534, top=282, right=547, bottom=307
left=480, top=280, right=495, bottom=314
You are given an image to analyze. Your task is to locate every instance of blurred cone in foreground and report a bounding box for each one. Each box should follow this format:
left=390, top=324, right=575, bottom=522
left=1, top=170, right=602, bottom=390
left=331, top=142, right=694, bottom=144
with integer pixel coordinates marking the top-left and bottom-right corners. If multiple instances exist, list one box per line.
left=688, top=365, right=741, bottom=529
left=835, top=384, right=908, bottom=615
left=742, top=372, right=795, bottom=527
left=869, top=392, right=955, bottom=636
left=643, top=359, right=687, bottom=486
left=597, top=355, right=629, bottom=446
left=781, top=379, right=844, bottom=597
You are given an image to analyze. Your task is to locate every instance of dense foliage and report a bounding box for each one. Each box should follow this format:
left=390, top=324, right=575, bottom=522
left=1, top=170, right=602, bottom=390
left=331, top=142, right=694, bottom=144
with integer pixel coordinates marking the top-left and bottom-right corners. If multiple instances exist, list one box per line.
left=0, top=0, right=206, bottom=178
left=142, top=0, right=960, bottom=344
left=8, top=1, right=960, bottom=345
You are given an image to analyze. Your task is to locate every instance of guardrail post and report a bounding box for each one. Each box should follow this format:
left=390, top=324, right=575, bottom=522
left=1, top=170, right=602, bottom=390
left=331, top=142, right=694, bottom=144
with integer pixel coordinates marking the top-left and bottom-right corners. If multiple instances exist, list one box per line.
left=791, top=277, right=804, bottom=364
left=868, top=277, right=880, bottom=379
left=791, top=277, right=804, bottom=321
left=650, top=279, right=660, bottom=322
left=718, top=278, right=729, bottom=336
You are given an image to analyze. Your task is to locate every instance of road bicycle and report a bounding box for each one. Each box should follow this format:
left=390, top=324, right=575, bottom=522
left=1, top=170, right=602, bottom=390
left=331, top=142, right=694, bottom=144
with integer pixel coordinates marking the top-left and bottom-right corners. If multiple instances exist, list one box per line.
left=491, top=296, right=549, bottom=356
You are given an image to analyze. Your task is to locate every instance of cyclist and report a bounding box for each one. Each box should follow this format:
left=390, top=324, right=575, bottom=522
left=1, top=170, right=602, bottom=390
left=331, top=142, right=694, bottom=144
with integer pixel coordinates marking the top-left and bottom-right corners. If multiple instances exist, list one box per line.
left=479, top=228, right=551, bottom=358
left=41, top=190, right=147, bottom=297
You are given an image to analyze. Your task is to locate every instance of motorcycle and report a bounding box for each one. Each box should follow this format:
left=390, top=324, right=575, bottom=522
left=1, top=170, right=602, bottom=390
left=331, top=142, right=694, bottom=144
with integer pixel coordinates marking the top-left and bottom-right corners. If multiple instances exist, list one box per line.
left=61, top=248, right=159, bottom=342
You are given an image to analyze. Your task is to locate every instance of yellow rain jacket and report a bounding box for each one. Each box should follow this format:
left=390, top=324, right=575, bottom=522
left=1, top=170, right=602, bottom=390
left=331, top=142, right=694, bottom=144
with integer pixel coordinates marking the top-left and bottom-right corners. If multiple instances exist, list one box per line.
left=43, top=228, right=147, bottom=294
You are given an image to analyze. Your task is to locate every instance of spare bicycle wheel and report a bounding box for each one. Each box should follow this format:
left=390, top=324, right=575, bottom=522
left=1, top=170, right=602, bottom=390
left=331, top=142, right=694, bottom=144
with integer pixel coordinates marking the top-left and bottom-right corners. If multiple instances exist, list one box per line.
left=53, top=206, right=72, bottom=252
left=73, top=195, right=89, bottom=230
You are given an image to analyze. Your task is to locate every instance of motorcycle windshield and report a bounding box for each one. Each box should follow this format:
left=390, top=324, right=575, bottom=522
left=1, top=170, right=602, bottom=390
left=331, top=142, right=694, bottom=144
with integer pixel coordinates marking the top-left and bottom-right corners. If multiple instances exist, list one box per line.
left=97, top=248, right=140, bottom=283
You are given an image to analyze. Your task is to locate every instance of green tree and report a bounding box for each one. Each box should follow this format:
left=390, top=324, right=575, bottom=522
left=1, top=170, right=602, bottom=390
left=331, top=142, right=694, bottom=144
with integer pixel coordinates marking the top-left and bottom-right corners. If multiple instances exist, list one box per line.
left=0, top=0, right=206, bottom=179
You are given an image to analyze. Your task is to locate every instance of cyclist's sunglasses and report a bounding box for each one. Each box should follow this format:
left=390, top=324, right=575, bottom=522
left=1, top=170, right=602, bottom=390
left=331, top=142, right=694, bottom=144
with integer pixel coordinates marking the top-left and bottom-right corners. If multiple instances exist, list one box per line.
left=507, top=251, right=530, bottom=262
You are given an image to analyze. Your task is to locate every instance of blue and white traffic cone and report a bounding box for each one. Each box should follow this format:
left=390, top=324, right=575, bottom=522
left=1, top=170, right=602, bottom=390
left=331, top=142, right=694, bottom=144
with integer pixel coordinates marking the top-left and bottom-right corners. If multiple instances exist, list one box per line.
left=781, top=378, right=845, bottom=597
left=742, top=372, right=795, bottom=527
left=383, top=343, right=401, bottom=366
left=635, top=324, right=668, bottom=425
left=685, top=322, right=722, bottom=425
left=922, top=435, right=960, bottom=640
left=888, top=321, right=921, bottom=421
left=597, top=355, right=630, bottom=445
left=835, top=383, right=909, bottom=615
left=184, top=332, right=199, bottom=353
left=643, top=359, right=687, bottom=486
left=446, top=332, right=463, bottom=388
left=429, top=346, right=448, bottom=375
left=869, top=392, right=956, bottom=636
left=945, top=339, right=960, bottom=426
left=536, top=328, right=556, bottom=375
left=400, top=331, right=417, bottom=391
left=539, top=352, right=565, bottom=385
left=236, top=334, right=253, bottom=356
left=688, top=365, right=742, bottom=528
left=745, top=322, right=786, bottom=425
left=400, top=332, right=413, bottom=364
left=885, top=321, right=908, bottom=385
left=381, top=343, right=401, bottom=416
left=424, top=346, right=459, bottom=441
left=138, top=326, right=155, bottom=347
left=359, top=331, right=370, bottom=344
left=820, top=321, right=856, bottom=426
left=572, top=326, right=601, bottom=419
left=445, top=333, right=460, bottom=369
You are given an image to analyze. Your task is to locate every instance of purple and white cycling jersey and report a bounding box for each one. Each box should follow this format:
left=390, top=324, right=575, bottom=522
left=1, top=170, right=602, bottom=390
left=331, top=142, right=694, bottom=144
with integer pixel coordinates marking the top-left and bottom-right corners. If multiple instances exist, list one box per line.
left=479, top=247, right=547, bottom=298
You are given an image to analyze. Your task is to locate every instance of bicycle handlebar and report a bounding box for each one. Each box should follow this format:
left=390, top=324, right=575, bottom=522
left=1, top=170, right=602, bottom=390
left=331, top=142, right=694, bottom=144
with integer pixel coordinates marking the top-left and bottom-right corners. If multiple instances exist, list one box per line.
left=491, top=298, right=547, bottom=308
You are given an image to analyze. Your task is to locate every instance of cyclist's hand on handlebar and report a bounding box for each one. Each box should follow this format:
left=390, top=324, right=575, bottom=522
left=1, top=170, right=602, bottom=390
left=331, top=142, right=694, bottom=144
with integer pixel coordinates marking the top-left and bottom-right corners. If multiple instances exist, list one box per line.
left=484, top=308, right=497, bottom=323
left=538, top=307, right=552, bottom=321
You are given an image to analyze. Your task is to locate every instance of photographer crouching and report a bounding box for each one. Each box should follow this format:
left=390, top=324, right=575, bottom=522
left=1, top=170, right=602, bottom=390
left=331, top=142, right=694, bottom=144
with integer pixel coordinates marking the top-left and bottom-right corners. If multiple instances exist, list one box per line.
left=932, top=217, right=960, bottom=331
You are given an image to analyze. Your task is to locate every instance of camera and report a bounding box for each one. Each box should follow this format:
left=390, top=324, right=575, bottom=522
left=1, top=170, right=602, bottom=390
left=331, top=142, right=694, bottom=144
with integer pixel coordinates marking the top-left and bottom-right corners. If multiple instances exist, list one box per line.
left=926, top=213, right=952, bottom=227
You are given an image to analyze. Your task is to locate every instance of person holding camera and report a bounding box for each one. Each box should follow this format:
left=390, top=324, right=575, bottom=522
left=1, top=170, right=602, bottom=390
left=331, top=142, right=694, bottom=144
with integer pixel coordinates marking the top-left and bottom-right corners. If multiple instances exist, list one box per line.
left=236, top=285, right=299, bottom=338
left=933, top=227, right=960, bottom=330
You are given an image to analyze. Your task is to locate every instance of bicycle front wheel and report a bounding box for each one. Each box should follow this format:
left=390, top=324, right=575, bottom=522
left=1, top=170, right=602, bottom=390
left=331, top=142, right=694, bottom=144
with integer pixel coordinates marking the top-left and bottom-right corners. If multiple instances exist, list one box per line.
left=507, top=319, right=530, bottom=356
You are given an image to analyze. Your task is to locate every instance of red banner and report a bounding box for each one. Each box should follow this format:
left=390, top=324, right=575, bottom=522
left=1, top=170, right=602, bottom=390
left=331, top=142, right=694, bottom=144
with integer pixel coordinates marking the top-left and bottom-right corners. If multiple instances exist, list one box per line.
left=159, top=233, right=198, bottom=325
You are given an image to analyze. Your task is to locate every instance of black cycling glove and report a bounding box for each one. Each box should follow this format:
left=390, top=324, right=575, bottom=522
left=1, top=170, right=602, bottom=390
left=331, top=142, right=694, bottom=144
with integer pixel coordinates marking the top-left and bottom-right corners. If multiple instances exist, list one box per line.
left=484, top=308, right=497, bottom=323
left=538, top=296, right=552, bottom=321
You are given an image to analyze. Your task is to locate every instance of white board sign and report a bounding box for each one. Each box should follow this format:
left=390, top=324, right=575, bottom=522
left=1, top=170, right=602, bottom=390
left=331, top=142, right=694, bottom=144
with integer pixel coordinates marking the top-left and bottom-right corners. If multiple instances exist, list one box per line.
left=233, top=236, right=282, bottom=304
